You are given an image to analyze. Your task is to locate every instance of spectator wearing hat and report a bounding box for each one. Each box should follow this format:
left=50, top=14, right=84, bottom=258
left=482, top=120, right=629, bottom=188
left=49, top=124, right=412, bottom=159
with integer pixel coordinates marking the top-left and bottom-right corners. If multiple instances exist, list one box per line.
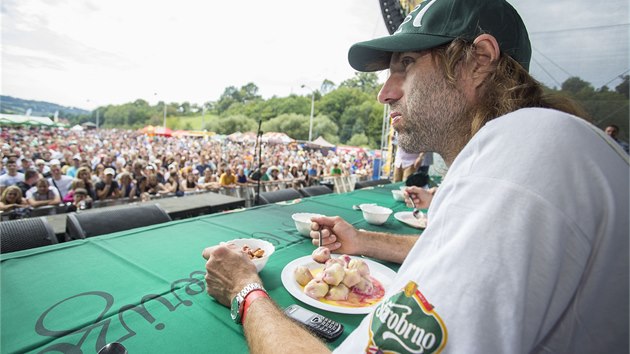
left=65, top=188, right=92, bottom=213
left=26, top=179, right=61, bottom=207
left=48, top=159, right=74, bottom=198
left=18, top=157, right=33, bottom=174
left=95, top=168, right=121, bottom=200
left=66, top=154, right=82, bottom=178
left=202, top=0, right=627, bottom=352
left=35, top=159, right=51, bottom=178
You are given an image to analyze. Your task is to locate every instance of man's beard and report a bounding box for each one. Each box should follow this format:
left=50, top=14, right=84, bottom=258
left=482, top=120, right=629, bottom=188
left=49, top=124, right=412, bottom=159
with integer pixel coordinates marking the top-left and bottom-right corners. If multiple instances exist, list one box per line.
left=395, top=69, right=468, bottom=157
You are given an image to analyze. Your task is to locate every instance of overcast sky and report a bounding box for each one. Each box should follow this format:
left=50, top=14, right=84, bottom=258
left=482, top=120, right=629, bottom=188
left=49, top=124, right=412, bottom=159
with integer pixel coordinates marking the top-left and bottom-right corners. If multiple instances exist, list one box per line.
left=2, top=0, right=628, bottom=110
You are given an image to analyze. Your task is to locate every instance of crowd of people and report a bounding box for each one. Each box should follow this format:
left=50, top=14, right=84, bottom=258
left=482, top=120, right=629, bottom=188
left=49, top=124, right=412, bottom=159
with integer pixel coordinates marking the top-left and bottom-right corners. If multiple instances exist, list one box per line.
left=0, top=126, right=375, bottom=216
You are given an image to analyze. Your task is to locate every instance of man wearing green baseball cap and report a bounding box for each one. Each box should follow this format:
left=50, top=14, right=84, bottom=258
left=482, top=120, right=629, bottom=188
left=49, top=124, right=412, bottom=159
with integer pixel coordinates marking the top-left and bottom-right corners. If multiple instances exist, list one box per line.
left=202, top=0, right=629, bottom=352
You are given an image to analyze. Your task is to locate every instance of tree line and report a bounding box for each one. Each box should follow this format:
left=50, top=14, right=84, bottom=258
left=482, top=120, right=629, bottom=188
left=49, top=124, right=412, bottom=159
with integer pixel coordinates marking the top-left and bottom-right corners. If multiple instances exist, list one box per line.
left=68, top=74, right=628, bottom=147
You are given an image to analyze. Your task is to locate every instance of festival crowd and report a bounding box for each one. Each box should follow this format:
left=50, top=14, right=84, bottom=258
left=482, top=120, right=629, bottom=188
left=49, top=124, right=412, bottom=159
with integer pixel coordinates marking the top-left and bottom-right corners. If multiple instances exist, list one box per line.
left=0, top=126, right=374, bottom=214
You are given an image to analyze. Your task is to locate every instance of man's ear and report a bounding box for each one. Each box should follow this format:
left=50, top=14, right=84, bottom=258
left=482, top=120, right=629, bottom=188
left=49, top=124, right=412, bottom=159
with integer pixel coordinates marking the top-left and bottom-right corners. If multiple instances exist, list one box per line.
left=470, top=34, right=500, bottom=87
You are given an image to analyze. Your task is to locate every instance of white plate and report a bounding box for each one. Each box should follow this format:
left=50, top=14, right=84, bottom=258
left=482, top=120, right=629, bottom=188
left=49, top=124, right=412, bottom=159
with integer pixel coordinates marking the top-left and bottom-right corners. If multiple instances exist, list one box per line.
left=394, top=211, right=427, bottom=229
left=281, top=255, right=396, bottom=314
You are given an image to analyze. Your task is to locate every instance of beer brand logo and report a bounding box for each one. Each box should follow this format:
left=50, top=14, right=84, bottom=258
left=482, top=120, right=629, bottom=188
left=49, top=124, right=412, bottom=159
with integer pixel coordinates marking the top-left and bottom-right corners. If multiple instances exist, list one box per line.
left=365, top=281, right=447, bottom=354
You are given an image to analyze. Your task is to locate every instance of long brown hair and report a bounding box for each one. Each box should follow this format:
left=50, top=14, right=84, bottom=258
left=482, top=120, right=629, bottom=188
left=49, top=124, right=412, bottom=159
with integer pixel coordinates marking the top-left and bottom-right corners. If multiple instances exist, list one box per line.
left=433, top=39, right=590, bottom=138
left=1, top=185, right=23, bottom=203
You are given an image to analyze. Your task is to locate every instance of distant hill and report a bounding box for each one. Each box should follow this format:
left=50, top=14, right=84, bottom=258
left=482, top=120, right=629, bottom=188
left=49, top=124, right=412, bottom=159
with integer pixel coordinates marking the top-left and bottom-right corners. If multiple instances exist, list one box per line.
left=0, top=95, right=90, bottom=117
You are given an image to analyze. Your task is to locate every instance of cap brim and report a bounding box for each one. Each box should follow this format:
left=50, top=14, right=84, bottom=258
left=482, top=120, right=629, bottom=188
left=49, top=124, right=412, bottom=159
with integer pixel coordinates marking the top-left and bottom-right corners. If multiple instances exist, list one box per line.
left=348, top=33, right=454, bottom=72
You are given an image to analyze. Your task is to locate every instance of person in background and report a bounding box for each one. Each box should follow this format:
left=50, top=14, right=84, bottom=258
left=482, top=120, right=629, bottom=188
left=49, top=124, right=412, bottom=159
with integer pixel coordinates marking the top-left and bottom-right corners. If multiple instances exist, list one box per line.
left=393, top=145, right=420, bottom=182
left=329, top=162, right=342, bottom=176
left=0, top=159, right=24, bottom=194
left=48, top=159, right=74, bottom=199
left=236, top=167, right=248, bottom=185
left=248, top=165, right=269, bottom=182
left=95, top=168, right=121, bottom=200
left=18, top=157, right=32, bottom=174
left=62, top=178, right=87, bottom=204
left=35, top=159, right=51, bottom=178
left=118, top=172, right=135, bottom=198
left=604, top=124, right=629, bottom=154
left=26, top=178, right=61, bottom=207
left=65, top=154, right=82, bottom=178
left=65, top=188, right=92, bottom=212
left=16, top=169, right=40, bottom=197
left=75, top=166, right=96, bottom=200
left=181, top=170, right=199, bottom=192
left=219, top=166, right=237, bottom=188
left=201, top=0, right=628, bottom=352
left=161, top=166, right=182, bottom=195
left=0, top=185, right=29, bottom=212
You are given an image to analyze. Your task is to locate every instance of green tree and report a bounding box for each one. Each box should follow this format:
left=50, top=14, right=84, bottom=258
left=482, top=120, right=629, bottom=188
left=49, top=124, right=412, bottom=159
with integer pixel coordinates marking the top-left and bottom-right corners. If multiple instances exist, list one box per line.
left=206, top=114, right=256, bottom=134
left=347, top=133, right=369, bottom=147
left=311, top=115, right=340, bottom=144
left=340, top=72, right=381, bottom=94
left=615, top=75, right=629, bottom=99
left=561, top=77, right=593, bottom=95
left=320, top=79, right=336, bottom=95
left=262, top=113, right=309, bottom=140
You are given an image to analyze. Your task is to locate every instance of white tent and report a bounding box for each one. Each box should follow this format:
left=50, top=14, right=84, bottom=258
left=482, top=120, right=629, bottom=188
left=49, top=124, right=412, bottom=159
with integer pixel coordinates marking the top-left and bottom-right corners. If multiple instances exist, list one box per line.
left=310, top=136, right=335, bottom=148
left=70, top=125, right=84, bottom=131
left=0, top=113, right=55, bottom=126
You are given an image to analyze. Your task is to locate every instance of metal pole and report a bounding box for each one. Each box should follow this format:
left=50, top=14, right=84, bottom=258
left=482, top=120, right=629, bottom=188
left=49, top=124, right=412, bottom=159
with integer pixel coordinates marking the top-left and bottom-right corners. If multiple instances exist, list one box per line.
left=308, top=93, right=314, bottom=141
left=96, top=110, right=99, bottom=129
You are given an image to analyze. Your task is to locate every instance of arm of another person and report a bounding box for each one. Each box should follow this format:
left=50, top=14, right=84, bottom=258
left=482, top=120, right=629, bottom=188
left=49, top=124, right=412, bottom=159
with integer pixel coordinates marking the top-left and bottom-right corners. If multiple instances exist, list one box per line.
left=96, top=184, right=109, bottom=200
left=202, top=245, right=330, bottom=354
left=310, top=216, right=418, bottom=264
left=110, top=182, right=122, bottom=199
left=47, top=189, right=61, bottom=205
left=0, top=201, right=16, bottom=211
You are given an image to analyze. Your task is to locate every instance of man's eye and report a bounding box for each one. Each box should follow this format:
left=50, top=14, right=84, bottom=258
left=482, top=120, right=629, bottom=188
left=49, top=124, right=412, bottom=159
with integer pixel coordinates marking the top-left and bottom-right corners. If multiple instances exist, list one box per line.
left=401, top=57, right=414, bottom=69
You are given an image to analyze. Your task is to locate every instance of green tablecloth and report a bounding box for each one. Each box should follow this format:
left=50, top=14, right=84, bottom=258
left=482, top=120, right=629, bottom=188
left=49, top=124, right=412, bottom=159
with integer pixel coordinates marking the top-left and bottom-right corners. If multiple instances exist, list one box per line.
left=1, top=183, right=422, bottom=353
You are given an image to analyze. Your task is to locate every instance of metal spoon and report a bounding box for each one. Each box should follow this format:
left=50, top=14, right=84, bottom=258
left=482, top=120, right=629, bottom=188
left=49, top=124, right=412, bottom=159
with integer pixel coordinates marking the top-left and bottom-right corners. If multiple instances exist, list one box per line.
left=408, top=194, right=421, bottom=219
left=97, top=342, right=128, bottom=354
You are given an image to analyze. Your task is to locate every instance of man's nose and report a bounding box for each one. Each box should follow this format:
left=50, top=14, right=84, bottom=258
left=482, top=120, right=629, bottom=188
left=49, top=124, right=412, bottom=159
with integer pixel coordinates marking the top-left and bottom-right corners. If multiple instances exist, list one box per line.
left=378, top=73, right=404, bottom=105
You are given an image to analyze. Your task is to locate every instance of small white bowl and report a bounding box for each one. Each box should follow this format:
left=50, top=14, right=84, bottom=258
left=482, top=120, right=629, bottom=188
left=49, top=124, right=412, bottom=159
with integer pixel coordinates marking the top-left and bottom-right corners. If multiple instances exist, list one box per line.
left=391, top=189, right=405, bottom=201
left=222, top=238, right=275, bottom=272
left=291, top=213, right=324, bottom=237
left=361, top=204, right=393, bottom=225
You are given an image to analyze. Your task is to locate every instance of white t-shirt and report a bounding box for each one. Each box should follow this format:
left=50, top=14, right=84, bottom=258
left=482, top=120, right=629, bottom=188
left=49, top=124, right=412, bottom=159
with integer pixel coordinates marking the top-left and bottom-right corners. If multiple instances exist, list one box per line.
left=395, top=149, right=419, bottom=169
left=25, top=186, right=60, bottom=201
left=0, top=172, right=25, bottom=187
left=335, top=108, right=629, bottom=353
left=48, top=175, right=73, bottom=198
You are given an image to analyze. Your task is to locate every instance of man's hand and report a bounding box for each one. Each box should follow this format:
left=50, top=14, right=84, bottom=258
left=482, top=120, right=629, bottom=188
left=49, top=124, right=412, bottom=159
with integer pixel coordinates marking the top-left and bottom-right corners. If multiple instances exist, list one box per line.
left=202, top=244, right=261, bottom=307
left=309, top=216, right=362, bottom=255
left=403, top=186, right=436, bottom=210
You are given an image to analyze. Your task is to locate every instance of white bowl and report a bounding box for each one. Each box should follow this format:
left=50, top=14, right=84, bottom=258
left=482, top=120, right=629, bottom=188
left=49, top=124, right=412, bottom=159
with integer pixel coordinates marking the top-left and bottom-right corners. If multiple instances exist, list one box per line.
left=391, top=189, right=405, bottom=201
left=291, top=213, right=324, bottom=237
left=361, top=204, right=393, bottom=225
left=222, top=238, right=275, bottom=272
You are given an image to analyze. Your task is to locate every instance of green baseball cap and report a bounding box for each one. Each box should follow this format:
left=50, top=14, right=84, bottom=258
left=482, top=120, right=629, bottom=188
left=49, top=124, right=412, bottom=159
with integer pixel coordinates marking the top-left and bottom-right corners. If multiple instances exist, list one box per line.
left=348, top=0, right=531, bottom=72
